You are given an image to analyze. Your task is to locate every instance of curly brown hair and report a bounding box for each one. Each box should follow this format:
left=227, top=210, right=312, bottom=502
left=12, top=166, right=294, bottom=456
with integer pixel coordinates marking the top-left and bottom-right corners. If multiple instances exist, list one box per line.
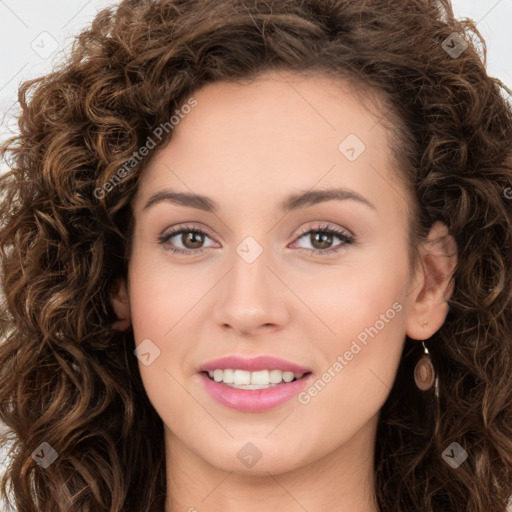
left=1, top=0, right=512, bottom=511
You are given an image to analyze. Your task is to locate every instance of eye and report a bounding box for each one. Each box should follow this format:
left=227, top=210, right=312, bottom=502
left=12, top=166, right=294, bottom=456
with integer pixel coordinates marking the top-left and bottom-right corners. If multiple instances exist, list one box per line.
left=158, top=224, right=218, bottom=255
left=291, top=224, right=355, bottom=255
left=158, top=223, right=355, bottom=256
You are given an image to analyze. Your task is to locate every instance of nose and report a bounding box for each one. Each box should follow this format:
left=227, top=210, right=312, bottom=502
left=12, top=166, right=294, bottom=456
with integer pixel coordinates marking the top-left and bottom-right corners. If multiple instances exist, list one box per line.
left=212, top=242, right=290, bottom=337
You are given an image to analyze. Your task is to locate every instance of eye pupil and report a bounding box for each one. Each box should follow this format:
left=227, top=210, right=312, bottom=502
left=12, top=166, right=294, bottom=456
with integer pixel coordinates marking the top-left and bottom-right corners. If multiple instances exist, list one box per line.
left=312, top=232, right=333, bottom=249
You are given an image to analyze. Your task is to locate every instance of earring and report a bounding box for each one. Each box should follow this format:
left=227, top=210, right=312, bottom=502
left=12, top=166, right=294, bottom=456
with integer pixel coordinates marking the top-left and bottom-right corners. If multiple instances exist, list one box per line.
left=414, top=340, right=435, bottom=391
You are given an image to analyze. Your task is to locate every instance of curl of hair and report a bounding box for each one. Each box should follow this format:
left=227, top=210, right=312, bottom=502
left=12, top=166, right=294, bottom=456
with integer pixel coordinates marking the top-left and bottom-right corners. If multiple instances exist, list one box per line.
left=1, top=0, right=511, bottom=511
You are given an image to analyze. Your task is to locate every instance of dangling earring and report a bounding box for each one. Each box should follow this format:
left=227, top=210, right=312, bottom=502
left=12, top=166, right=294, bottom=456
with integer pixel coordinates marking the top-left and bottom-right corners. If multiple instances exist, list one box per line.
left=414, top=339, right=435, bottom=391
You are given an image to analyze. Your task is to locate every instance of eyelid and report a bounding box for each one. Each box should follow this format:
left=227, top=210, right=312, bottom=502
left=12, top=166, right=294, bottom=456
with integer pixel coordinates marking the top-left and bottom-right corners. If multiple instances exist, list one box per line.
left=294, top=222, right=354, bottom=240
left=159, top=222, right=217, bottom=240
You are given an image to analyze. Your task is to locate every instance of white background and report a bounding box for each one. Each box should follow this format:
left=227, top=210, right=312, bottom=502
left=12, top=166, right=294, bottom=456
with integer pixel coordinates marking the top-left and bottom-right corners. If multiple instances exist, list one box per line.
left=0, top=0, right=512, bottom=509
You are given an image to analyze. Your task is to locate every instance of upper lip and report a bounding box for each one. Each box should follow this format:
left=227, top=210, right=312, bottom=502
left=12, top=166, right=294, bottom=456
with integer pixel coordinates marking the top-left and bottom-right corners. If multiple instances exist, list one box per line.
left=200, top=355, right=312, bottom=374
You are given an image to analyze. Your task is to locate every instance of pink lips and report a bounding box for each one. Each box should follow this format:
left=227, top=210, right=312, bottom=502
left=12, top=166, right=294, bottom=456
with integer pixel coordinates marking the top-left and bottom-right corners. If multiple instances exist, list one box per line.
left=199, top=355, right=312, bottom=374
left=198, top=355, right=313, bottom=412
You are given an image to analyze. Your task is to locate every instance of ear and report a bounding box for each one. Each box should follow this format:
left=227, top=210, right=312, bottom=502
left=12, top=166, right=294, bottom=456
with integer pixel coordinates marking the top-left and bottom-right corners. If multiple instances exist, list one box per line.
left=406, top=221, right=457, bottom=340
left=111, top=278, right=131, bottom=331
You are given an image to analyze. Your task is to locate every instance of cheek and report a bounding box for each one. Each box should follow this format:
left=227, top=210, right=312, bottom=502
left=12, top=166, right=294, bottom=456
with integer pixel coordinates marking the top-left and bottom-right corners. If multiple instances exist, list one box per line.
left=293, top=245, right=409, bottom=410
left=301, top=285, right=406, bottom=405
left=127, top=244, right=215, bottom=336
left=126, top=253, right=195, bottom=412
left=294, top=244, right=409, bottom=350
left=293, top=288, right=407, bottom=454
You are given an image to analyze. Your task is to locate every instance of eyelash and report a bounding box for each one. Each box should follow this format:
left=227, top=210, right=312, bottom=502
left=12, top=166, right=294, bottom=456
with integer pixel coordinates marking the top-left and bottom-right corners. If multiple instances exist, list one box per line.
left=158, top=223, right=355, bottom=256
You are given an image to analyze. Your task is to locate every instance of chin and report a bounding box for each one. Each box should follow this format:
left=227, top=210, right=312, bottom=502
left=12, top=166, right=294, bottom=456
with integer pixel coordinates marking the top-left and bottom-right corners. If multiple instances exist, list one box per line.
left=193, top=436, right=311, bottom=476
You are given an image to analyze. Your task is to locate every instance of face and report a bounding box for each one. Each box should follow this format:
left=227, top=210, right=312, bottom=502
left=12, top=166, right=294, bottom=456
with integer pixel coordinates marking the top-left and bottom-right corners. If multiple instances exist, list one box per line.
left=119, top=71, right=435, bottom=476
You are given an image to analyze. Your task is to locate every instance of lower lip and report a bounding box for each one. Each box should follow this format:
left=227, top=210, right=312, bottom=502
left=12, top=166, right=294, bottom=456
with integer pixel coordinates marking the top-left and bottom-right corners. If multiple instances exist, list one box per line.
left=199, top=372, right=313, bottom=412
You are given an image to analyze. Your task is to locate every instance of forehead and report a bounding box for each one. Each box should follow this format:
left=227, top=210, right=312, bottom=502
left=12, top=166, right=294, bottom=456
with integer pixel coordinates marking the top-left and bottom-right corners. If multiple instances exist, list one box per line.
left=135, top=71, right=407, bottom=218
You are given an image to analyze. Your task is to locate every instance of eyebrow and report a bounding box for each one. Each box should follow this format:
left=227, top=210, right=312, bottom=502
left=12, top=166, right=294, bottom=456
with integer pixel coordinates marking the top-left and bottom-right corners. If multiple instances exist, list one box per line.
left=143, top=187, right=376, bottom=213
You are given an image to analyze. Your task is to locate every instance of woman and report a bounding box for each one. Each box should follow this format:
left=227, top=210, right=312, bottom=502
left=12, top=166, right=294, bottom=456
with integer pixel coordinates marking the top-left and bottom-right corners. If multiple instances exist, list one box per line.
left=1, top=0, right=511, bottom=511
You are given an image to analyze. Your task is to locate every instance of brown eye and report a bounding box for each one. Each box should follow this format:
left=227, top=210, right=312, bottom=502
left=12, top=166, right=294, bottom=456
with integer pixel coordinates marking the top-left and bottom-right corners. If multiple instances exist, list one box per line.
left=293, top=224, right=355, bottom=255
left=310, top=231, right=334, bottom=250
left=158, top=226, right=216, bottom=255
left=180, top=231, right=205, bottom=249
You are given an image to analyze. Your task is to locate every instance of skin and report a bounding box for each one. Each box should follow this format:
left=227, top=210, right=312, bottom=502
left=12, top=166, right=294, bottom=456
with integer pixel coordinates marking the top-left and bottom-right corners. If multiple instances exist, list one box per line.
left=112, top=71, right=457, bottom=512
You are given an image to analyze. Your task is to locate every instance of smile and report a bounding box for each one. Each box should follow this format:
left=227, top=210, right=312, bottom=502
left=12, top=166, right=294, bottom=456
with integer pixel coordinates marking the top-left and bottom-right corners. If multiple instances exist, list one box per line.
left=199, top=372, right=313, bottom=412
left=205, top=368, right=306, bottom=389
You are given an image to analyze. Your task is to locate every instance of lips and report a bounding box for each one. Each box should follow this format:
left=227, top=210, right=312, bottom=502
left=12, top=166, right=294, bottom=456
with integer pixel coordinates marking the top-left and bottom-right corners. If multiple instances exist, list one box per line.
left=199, top=372, right=314, bottom=412
left=198, top=355, right=314, bottom=412
left=199, top=355, right=312, bottom=374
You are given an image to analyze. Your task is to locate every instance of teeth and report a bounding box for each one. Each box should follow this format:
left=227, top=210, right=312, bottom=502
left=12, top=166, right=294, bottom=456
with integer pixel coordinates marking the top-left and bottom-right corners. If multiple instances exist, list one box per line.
left=251, top=370, right=269, bottom=385
left=234, top=369, right=251, bottom=385
left=222, top=368, right=234, bottom=383
left=269, top=369, right=282, bottom=383
left=283, top=371, right=295, bottom=383
left=206, top=369, right=305, bottom=388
